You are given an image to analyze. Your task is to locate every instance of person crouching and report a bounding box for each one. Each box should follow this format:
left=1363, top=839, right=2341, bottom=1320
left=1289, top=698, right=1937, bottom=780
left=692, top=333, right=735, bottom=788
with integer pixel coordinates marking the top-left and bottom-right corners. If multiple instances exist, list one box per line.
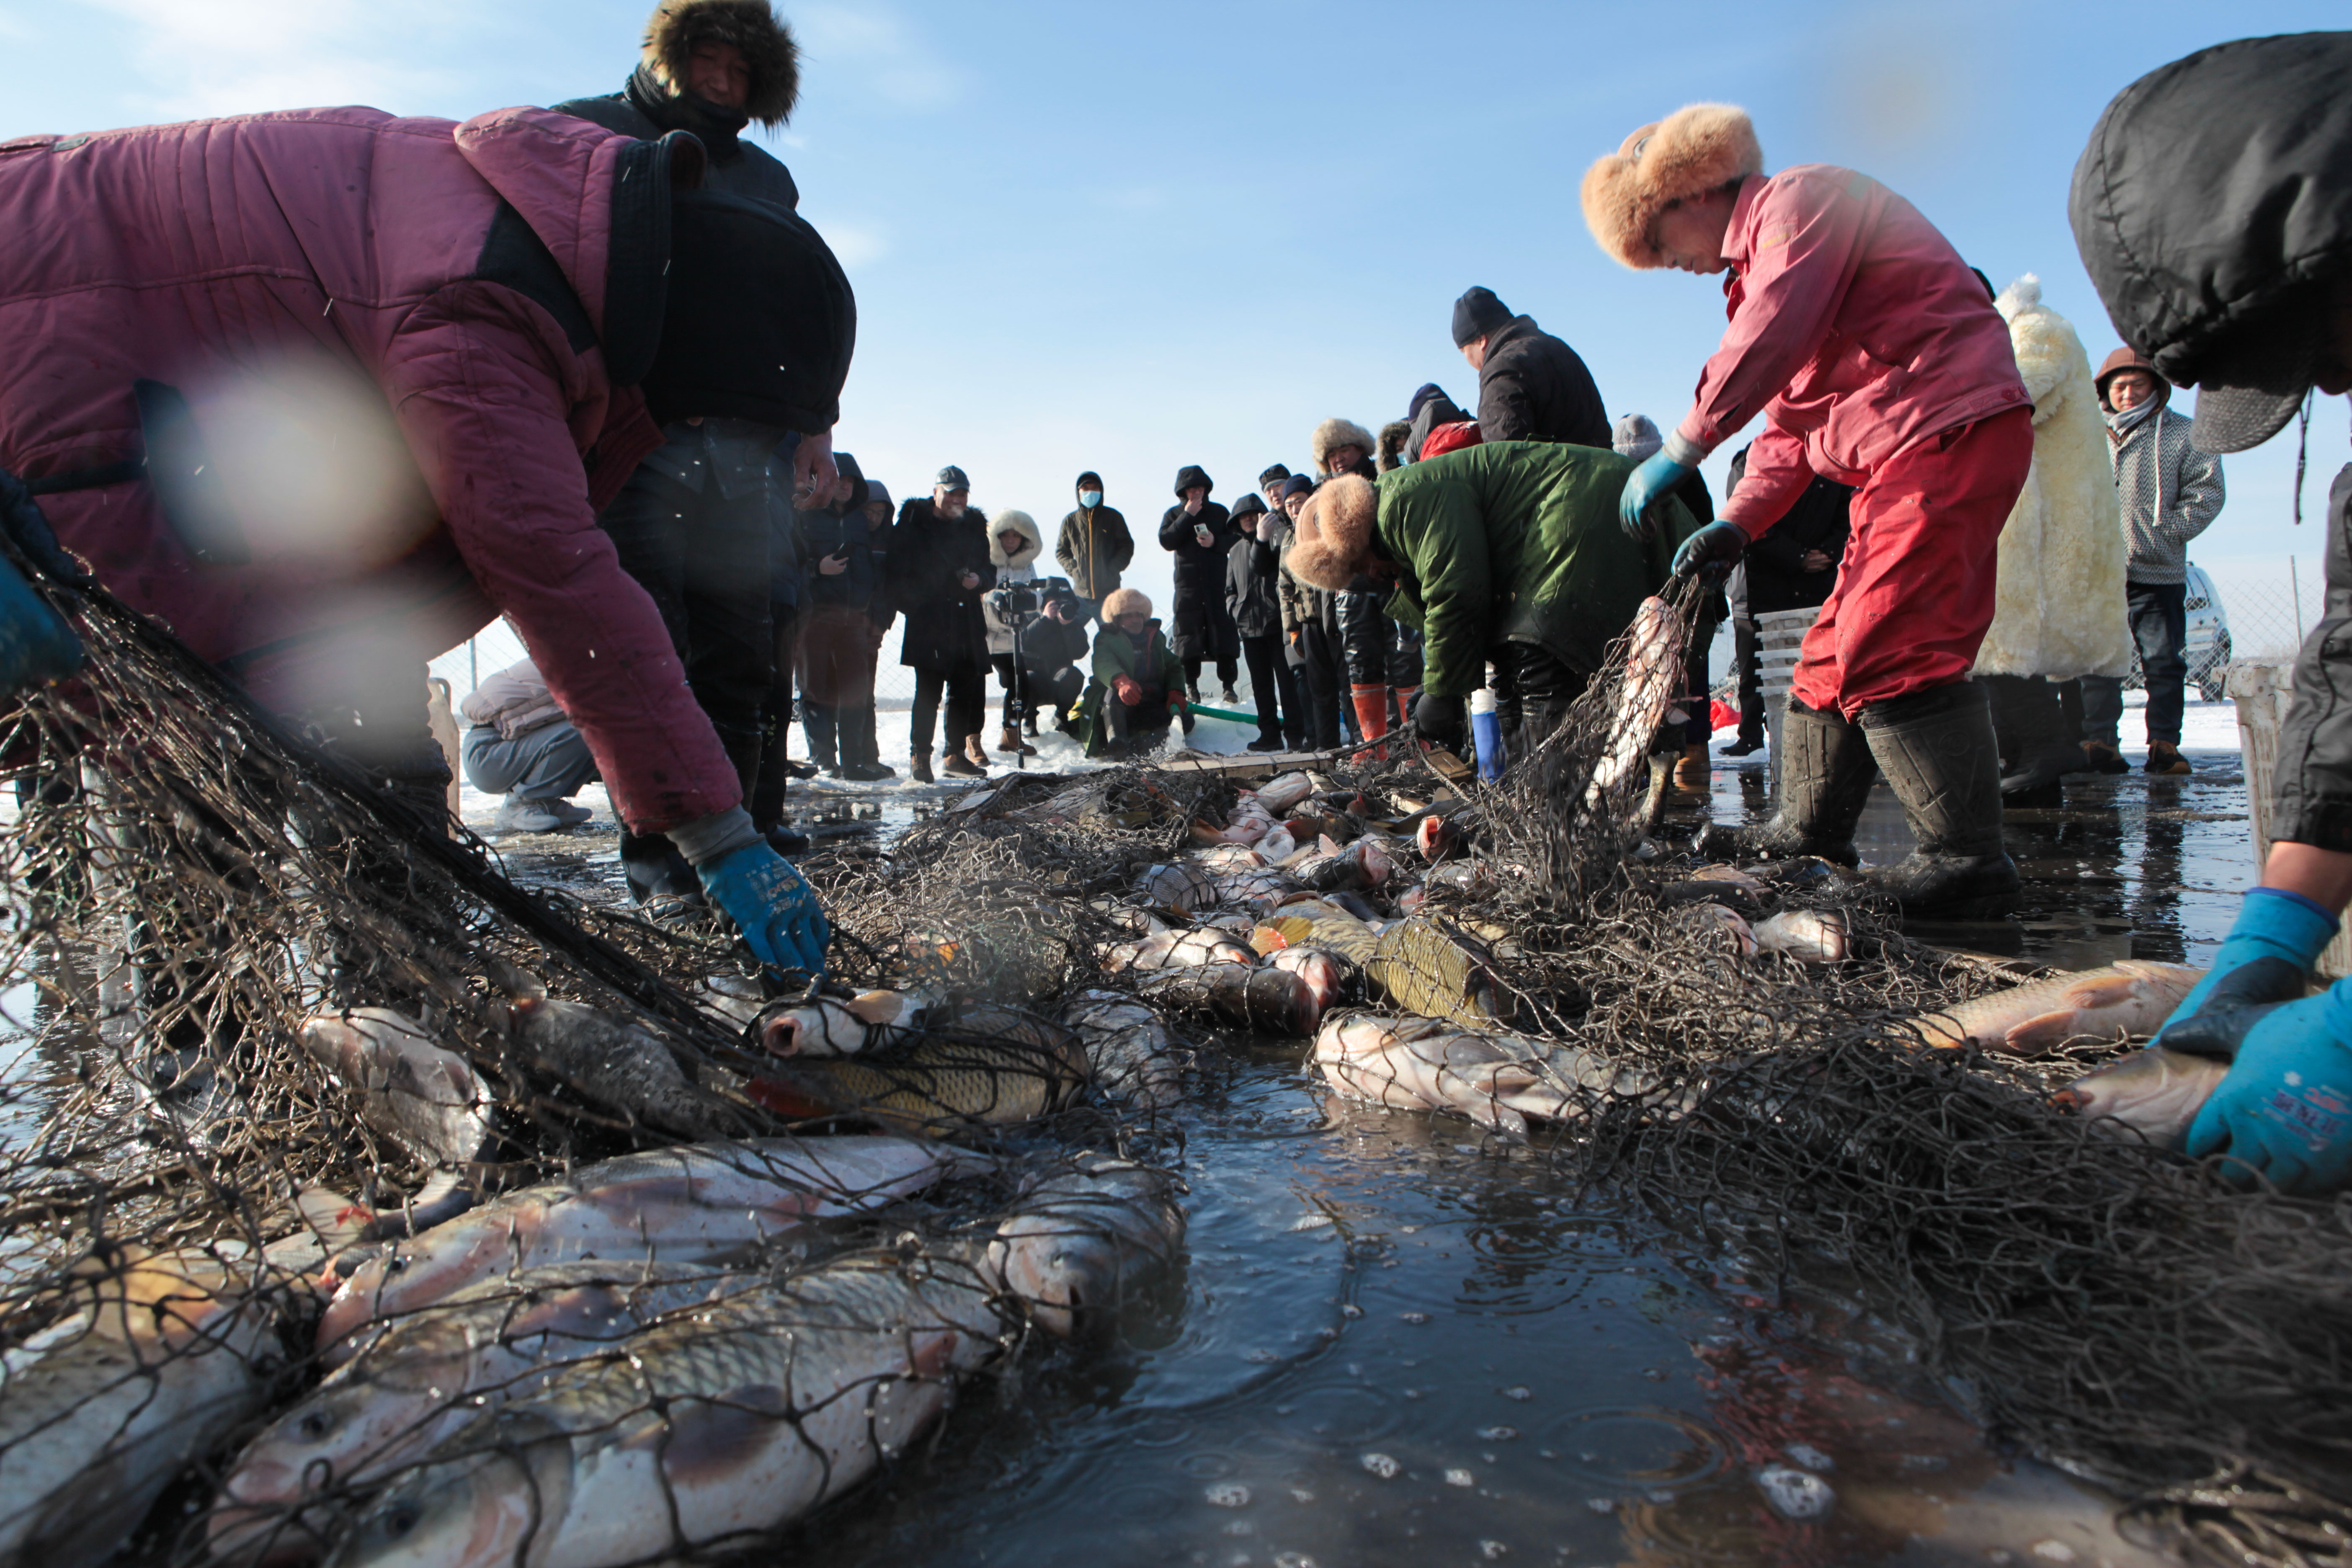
left=1093, top=588, right=1183, bottom=758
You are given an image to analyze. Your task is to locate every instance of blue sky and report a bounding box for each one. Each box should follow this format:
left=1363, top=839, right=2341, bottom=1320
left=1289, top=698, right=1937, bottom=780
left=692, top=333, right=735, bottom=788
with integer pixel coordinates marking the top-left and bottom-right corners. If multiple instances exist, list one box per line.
left=4, top=1, right=2344, bottom=654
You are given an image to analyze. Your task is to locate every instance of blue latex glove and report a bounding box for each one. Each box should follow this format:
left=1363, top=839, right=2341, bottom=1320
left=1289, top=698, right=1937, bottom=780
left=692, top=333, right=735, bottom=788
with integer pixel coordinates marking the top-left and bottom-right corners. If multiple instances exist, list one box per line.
left=2184, top=984, right=2352, bottom=1193
left=2153, top=887, right=2339, bottom=1060
left=0, top=472, right=87, bottom=696
left=1671, top=521, right=1747, bottom=585
left=696, top=841, right=831, bottom=978
left=1618, top=453, right=1693, bottom=541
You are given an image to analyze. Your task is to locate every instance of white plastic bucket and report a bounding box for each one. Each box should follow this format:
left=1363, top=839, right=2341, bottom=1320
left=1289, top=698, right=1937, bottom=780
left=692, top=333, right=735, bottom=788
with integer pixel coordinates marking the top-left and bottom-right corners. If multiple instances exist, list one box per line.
left=1756, top=607, right=1821, bottom=796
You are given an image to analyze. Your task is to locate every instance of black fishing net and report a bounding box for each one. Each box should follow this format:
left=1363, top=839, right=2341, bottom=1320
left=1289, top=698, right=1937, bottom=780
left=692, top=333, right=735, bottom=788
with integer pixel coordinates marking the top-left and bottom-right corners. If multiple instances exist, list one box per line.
left=0, top=583, right=1190, bottom=1568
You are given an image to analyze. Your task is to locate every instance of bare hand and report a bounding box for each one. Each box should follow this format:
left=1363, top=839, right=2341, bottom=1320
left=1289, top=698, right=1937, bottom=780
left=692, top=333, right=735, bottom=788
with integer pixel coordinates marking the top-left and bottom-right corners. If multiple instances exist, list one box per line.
left=817, top=551, right=848, bottom=576
left=1800, top=549, right=1832, bottom=573
left=791, top=431, right=838, bottom=508
left=1183, top=496, right=1204, bottom=517
left=959, top=569, right=981, bottom=590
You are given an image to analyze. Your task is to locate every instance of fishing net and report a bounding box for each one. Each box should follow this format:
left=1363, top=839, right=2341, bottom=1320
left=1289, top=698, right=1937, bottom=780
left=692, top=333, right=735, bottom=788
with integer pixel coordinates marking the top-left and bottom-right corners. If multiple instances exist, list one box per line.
left=0, top=581, right=1189, bottom=1568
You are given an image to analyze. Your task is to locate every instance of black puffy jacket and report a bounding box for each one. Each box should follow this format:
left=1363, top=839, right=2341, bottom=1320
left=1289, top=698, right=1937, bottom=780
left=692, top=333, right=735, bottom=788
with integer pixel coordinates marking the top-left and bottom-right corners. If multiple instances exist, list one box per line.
left=2073, top=34, right=2352, bottom=850
left=1475, top=317, right=1610, bottom=449
left=883, top=499, right=994, bottom=673
left=1160, top=464, right=1236, bottom=660
left=554, top=70, right=801, bottom=213
left=1226, top=522, right=1282, bottom=640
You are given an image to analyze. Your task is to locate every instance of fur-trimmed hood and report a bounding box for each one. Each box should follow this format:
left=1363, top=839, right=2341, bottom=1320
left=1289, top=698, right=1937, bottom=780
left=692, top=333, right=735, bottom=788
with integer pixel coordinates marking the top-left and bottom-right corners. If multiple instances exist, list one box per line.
left=1287, top=473, right=1376, bottom=591
left=641, top=0, right=799, bottom=127
left=1311, top=417, right=1375, bottom=476
left=1581, top=103, right=1764, bottom=270
left=988, top=508, right=1044, bottom=569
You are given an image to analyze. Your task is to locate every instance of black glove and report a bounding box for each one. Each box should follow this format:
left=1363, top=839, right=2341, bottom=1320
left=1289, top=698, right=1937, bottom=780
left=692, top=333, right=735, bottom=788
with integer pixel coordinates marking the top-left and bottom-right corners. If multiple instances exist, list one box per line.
left=0, top=472, right=89, bottom=696
left=1411, top=691, right=1466, bottom=750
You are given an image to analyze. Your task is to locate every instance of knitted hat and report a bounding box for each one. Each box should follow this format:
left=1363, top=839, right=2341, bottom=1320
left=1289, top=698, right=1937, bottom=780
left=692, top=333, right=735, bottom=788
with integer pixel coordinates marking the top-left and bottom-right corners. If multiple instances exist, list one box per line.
left=1407, top=382, right=1454, bottom=420
left=1581, top=104, right=1764, bottom=270
left=1611, top=414, right=1664, bottom=462
left=1451, top=288, right=1513, bottom=348
left=1287, top=474, right=1376, bottom=591
left=1279, top=474, right=1315, bottom=502
left=1102, top=587, right=1152, bottom=622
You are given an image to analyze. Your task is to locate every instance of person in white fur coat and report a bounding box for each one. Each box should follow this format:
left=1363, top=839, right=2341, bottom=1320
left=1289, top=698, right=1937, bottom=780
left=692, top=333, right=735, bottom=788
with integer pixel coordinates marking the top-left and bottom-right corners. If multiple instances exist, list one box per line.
left=1971, top=276, right=2133, bottom=797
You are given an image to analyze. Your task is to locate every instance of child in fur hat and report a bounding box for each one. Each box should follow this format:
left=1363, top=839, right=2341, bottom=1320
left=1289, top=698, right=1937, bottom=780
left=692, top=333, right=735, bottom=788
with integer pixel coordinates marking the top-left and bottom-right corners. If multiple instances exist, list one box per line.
left=1581, top=103, right=2033, bottom=914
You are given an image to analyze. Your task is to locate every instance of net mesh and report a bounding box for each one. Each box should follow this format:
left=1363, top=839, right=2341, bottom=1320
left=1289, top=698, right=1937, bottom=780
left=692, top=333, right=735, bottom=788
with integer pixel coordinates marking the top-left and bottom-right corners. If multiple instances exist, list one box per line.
left=3, top=577, right=2349, bottom=1568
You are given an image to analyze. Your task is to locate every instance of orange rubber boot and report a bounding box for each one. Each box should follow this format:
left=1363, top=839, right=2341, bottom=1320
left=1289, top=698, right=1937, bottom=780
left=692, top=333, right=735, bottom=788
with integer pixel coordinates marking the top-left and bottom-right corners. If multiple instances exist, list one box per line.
left=1351, top=683, right=1391, bottom=761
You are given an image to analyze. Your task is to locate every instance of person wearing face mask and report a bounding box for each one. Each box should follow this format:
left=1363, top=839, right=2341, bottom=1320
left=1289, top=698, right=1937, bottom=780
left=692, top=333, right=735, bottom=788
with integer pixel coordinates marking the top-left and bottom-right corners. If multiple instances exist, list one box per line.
left=554, top=0, right=802, bottom=214
left=1056, top=472, right=1132, bottom=621
left=883, top=466, right=995, bottom=781
left=2072, top=32, right=2352, bottom=1194
left=1159, top=464, right=1238, bottom=705
left=1585, top=103, right=2033, bottom=914
left=2075, top=350, right=2226, bottom=776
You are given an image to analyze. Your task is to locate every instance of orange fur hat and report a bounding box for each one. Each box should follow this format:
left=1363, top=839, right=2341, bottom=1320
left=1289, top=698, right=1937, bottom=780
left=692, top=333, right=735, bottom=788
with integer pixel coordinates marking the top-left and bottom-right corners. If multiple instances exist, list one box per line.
left=1285, top=474, right=1376, bottom=591
left=1580, top=104, right=1764, bottom=270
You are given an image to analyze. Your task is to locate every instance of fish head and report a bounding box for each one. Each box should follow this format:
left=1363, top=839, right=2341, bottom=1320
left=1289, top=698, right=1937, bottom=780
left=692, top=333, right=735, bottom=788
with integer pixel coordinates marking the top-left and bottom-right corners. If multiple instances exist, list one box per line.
left=1312, top=1014, right=1401, bottom=1063
left=328, top=1420, right=569, bottom=1568
left=2053, top=1047, right=2226, bottom=1144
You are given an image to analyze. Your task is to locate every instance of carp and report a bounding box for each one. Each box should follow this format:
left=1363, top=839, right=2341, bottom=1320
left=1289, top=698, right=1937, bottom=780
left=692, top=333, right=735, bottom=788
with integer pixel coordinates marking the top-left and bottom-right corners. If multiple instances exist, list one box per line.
left=1103, top=928, right=1258, bottom=972
left=1, top=1250, right=290, bottom=1568
left=484, top=983, right=724, bottom=1141
left=298, top=1008, right=500, bottom=1169
left=2053, top=1047, right=2228, bottom=1147
left=756, top=987, right=937, bottom=1059
left=1313, top=1015, right=1662, bottom=1137
left=1586, top=596, right=1686, bottom=801
left=1212, top=865, right=1300, bottom=918
left=1256, top=771, right=1315, bottom=812
left=211, top=1262, right=740, bottom=1563
left=1137, top=961, right=1322, bottom=1037
left=1252, top=900, right=1381, bottom=967
left=1754, top=909, right=1849, bottom=963
left=988, top=1156, right=1187, bottom=1338
left=1366, top=918, right=1506, bottom=1028
left=1908, top=960, right=2203, bottom=1055
left=1135, top=862, right=1217, bottom=914
left=316, top=1137, right=980, bottom=1362
left=324, top=1252, right=1006, bottom=1568
left=1057, top=989, right=1187, bottom=1110
left=1266, top=946, right=1353, bottom=1011
left=745, top=1003, right=1089, bottom=1135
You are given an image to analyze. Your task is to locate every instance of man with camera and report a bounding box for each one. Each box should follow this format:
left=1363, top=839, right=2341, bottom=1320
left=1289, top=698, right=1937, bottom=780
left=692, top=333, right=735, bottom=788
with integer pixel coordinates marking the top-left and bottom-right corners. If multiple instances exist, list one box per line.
left=995, top=578, right=1091, bottom=741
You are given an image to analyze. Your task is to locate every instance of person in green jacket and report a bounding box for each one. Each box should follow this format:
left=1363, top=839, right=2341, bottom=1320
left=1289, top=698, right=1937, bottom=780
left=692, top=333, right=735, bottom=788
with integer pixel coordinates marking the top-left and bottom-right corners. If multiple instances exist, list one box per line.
left=1092, top=587, right=1186, bottom=756
left=1285, top=440, right=1701, bottom=755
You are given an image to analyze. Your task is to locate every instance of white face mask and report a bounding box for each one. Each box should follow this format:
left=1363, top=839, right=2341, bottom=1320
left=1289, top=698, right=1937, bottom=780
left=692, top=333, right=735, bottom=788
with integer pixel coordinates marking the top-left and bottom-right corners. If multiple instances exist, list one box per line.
left=1079, top=490, right=1103, bottom=508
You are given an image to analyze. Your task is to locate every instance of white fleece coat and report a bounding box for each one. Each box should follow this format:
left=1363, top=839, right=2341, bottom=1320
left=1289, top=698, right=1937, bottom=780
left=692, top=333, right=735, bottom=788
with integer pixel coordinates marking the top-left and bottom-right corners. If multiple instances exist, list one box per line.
left=1973, top=277, right=2133, bottom=681
left=982, top=509, right=1045, bottom=655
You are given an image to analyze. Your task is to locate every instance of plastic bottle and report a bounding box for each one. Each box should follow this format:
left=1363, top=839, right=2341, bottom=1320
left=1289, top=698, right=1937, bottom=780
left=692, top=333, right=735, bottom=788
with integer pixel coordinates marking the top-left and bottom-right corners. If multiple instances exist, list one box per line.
left=1471, top=687, right=1505, bottom=781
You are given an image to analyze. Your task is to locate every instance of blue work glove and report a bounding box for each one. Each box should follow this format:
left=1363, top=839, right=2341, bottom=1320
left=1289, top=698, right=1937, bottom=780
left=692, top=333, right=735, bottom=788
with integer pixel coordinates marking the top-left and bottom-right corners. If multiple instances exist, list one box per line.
left=1618, top=453, right=1693, bottom=541
left=2153, top=887, right=2339, bottom=1060
left=1671, top=521, right=1747, bottom=585
left=0, top=472, right=88, bottom=696
left=695, top=841, right=832, bottom=978
left=2184, top=984, right=2352, bottom=1193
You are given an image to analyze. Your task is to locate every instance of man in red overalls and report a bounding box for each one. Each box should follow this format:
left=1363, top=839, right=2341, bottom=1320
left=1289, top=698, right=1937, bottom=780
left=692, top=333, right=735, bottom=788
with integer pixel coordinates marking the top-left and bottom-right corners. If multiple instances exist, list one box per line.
left=1583, top=103, right=2034, bottom=913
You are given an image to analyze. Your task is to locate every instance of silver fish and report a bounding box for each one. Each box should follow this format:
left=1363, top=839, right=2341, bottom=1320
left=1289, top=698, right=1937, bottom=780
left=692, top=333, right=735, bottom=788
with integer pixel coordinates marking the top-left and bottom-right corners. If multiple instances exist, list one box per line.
left=1314, top=1015, right=1663, bottom=1136
left=324, top=1253, right=1006, bottom=1568
left=988, top=1157, right=1187, bottom=1338
left=1910, top=960, right=2203, bottom=1055
left=316, top=1137, right=984, bottom=1364
left=2053, top=1047, right=2228, bottom=1147
left=1057, top=990, right=1187, bottom=1110
left=1102, top=929, right=1257, bottom=972
left=298, top=1008, right=499, bottom=1169
left=1135, top=862, right=1216, bottom=914
left=0, top=1250, right=290, bottom=1568
left=756, top=988, right=936, bottom=1059
left=211, top=1262, right=739, bottom=1564
left=1587, top=596, right=1686, bottom=801
left=1754, top=910, right=1849, bottom=963
left=485, top=986, right=722, bottom=1140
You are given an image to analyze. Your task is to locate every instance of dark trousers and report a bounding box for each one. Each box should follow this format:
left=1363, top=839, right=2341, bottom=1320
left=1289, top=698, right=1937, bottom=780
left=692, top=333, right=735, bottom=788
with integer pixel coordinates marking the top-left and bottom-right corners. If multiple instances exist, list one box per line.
left=751, top=605, right=799, bottom=826
left=912, top=663, right=985, bottom=755
left=598, top=464, right=774, bottom=765
left=1501, top=642, right=1591, bottom=752
left=1182, top=655, right=1238, bottom=698
left=2082, top=580, right=2190, bottom=748
left=1239, top=634, right=1295, bottom=745
left=1732, top=617, right=1764, bottom=743
left=1292, top=626, right=1344, bottom=749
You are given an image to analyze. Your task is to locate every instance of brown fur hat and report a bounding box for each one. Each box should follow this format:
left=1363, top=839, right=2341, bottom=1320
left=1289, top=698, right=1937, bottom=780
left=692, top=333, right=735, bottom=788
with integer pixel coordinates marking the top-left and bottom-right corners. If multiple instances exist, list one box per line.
left=1287, top=474, right=1376, bottom=591
left=1580, top=103, right=1763, bottom=270
left=642, top=0, right=800, bottom=126
left=1102, top=587, right=1153, bottom=622
left=1311, top=417, right=1376, bottom=476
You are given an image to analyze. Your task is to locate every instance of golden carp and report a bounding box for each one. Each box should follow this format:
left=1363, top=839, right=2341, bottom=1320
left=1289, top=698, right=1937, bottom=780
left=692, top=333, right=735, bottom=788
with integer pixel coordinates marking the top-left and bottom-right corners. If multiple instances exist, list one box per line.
left=2053, top=1047, right=2228, bottom=1146
left=745, top=1004, right=1088, bottom=1135
left=1251, top=899, right=1381, bottom=967
left=1366, top=918, right=1506, bottom=1028
left=1908, top=960, right=2203, bottom=1055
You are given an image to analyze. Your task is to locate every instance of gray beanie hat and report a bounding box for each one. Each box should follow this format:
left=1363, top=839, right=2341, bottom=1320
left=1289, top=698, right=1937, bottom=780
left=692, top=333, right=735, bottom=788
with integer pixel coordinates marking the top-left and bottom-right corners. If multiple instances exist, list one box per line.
left=1611, top=413, right=1664, bottom=462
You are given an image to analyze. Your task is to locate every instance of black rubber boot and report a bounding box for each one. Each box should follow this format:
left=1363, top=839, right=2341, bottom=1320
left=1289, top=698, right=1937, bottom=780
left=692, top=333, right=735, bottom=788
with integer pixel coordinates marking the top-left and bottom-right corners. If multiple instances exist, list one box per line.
left=1693, top=699, right=1874, bottom=866
left=802, top=702, right=839, bottom=776
left=619, top=829, right=705, bottom=909
left=1857, top=681, right=2020, bottom=916
left=1985, top=674, right=2071, bottom=803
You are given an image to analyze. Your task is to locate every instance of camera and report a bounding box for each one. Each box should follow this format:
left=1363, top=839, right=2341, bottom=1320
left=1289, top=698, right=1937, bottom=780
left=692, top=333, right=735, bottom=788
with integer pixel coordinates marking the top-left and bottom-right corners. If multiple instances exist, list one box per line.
left=989, top=576, right=1076, bottom=626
